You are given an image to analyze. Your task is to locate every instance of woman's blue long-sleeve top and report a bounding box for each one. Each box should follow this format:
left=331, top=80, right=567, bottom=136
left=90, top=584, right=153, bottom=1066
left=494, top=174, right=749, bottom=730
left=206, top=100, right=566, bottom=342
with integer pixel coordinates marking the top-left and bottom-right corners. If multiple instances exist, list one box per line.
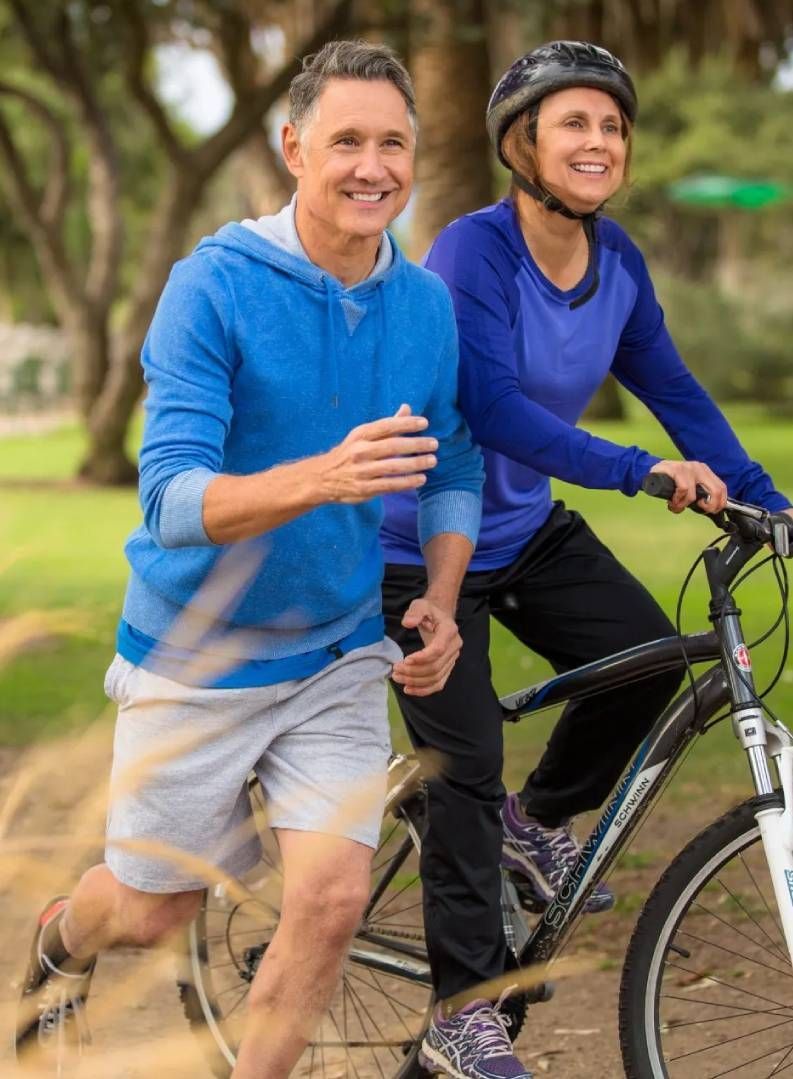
left=381, top=198, right=789, bottom=571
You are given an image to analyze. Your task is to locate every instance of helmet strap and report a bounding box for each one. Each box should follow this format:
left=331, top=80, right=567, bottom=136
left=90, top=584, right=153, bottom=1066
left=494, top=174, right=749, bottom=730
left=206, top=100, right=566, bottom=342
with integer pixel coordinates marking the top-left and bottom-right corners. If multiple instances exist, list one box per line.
left=511, top=173, right=602, bottom=308
left=511, top=169, right=599, bottom=223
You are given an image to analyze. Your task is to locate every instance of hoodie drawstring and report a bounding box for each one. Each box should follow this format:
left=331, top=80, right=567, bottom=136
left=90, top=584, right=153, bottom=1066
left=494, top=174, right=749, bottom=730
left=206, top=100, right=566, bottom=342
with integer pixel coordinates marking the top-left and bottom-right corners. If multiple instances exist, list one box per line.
left=322, top=276, right=340, bottom=409
left=375, top=280, right=391, bottom=415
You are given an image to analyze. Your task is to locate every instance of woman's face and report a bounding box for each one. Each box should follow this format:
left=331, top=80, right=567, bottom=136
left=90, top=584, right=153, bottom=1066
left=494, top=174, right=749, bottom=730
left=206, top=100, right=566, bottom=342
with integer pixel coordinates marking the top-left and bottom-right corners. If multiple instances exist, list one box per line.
left=534, top=86, right=627, bottom=213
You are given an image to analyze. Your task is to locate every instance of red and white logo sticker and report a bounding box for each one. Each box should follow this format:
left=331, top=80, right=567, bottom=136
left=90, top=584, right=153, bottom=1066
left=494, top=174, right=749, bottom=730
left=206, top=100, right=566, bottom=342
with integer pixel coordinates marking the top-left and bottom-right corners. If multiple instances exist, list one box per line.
left=733, top=643, right=752, bottom=671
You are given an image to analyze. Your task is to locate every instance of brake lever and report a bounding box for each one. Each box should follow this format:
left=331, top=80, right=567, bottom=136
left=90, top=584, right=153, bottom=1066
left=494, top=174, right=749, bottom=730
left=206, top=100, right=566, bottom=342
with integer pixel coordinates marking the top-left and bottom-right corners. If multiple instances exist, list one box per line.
left=772, top=517, right=791, bottom=558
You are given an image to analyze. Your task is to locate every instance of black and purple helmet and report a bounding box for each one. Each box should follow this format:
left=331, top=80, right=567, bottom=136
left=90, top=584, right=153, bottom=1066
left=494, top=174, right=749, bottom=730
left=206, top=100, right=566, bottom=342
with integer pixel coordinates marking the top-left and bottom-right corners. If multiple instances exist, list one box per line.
left=486, top=41, right=638, bottom=166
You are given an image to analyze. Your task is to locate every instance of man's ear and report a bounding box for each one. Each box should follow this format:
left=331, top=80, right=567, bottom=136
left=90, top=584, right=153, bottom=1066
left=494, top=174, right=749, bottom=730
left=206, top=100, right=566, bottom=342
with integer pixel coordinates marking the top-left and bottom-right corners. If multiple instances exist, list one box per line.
left=281, top=123, right=304, bottom=179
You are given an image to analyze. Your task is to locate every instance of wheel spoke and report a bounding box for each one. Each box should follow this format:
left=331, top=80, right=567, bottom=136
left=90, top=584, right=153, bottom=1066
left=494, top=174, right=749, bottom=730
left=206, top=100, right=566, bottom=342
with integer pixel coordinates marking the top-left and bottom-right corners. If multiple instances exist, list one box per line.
left=370, top=875, right=421, bottom=919
left=690, top=897, right=790, bottom=969
left=706, top=1037, right=793, bottom=1077
left=358, top=966, right=418, bottom=1041
left=345, top=966, right=426, bottom=1017
left=739, top=850, right=786, bottom=950
left=712, top=871, right=789, bottom=964
left=344, top=979, right=389, bottom=1078
left=665, top=960, right=793, bottom=1013
left=667, top=1014, right=793, bottom=1063
left=770, top=1041, right=793, bottom=1076
left=678, top=928, right=793, bottom=980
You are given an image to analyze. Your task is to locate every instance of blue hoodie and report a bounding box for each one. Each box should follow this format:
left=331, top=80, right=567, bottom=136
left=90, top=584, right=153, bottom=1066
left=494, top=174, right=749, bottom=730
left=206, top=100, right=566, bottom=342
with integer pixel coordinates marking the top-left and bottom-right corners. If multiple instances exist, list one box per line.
left=118, top=223, right=483, bottom=686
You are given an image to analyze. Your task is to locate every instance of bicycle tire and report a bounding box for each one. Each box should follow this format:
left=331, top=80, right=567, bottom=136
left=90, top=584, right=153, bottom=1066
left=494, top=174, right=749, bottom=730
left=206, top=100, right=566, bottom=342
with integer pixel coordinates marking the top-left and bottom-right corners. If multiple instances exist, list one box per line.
left=177, top=784, right=435, bottom=1078
left=619, top=793, right=791, bottom=1079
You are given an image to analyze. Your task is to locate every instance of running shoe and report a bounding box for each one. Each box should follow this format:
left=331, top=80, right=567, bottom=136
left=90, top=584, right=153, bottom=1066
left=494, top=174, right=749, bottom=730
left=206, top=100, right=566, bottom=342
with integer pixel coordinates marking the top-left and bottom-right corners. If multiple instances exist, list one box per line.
left=419, top=996, right=533, bottom=1078
left=501, top=793, right=614, bottom=913
left=14, top=895, right=95, bottom=1070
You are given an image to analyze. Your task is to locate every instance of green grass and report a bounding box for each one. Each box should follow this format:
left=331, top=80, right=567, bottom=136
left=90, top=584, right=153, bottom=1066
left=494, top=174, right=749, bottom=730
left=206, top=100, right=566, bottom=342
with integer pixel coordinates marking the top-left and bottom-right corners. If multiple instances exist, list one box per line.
left=1, top=407, right=791, bottom=787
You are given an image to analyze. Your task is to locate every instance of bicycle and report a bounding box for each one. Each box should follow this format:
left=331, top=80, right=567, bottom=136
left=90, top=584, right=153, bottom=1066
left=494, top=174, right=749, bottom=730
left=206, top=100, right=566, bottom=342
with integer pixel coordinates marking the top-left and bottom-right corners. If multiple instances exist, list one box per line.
left=177, top=474, right=793, bottom=1078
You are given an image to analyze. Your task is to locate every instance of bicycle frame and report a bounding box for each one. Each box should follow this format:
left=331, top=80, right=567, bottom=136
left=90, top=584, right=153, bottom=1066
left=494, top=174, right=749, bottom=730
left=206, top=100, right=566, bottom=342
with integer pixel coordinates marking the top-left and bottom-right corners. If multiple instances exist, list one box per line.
left=504, top=582, right=793, bottom=970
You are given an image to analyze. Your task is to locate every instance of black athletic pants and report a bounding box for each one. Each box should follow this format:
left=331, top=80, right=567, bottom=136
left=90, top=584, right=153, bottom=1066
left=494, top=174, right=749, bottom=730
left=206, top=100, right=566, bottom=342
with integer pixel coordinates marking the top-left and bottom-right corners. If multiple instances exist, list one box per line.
left=381, top=503, right=684, bottom=1001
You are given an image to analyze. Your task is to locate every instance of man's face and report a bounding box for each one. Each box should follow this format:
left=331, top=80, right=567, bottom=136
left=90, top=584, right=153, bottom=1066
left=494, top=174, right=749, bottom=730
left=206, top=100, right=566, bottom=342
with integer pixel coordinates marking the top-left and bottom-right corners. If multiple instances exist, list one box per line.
left=283, top=78, right=415, bottom=242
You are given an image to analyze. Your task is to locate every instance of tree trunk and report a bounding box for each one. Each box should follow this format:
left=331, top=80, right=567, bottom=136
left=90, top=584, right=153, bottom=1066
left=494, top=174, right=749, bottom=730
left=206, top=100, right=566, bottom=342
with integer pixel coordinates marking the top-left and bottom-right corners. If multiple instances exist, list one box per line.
left=410, top=0, right=493, bottom=259
left=234, top=129, right=295, bottom=218
left=78, top=412, right=139, bottom=484
left=76, top=169, right=206, bottom=484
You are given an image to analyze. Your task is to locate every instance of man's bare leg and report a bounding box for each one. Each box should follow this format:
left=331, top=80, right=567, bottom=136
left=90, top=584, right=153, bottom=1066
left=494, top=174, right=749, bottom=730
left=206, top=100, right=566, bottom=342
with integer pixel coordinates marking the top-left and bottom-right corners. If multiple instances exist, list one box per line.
left=61, top=864, right=203, bottom=958
left=231, top=830, right=373, bottom=1079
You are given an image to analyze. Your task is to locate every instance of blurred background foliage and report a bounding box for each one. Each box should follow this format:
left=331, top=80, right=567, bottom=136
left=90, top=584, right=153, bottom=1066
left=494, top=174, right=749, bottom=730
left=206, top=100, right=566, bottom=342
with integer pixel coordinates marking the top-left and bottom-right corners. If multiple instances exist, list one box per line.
left=0, top=0, right=792, bottom=482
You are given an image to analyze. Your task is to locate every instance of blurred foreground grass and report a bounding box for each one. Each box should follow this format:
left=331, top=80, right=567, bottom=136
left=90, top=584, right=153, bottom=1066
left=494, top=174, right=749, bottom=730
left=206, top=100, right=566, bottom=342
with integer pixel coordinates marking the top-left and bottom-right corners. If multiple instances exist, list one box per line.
left=1, top=407, right=791, bottom=806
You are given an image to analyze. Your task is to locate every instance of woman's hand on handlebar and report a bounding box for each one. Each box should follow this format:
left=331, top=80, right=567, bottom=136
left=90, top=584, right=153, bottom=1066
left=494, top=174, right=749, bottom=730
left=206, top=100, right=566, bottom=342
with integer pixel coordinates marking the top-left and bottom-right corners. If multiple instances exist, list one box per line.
left=649, top=460, right=728, bottom=515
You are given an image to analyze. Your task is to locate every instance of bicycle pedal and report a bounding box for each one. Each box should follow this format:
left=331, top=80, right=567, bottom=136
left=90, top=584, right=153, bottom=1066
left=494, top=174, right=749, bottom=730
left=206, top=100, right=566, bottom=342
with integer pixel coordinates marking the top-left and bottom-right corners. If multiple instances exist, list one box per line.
left=525, top=980, right=555, bottom=1005
left=507, top=874, right=547, bottom=914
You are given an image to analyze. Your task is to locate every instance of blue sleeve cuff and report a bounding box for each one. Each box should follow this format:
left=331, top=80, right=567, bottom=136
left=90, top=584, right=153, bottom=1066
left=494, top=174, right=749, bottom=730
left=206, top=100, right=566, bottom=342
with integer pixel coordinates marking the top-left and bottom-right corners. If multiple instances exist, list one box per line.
left=158, top=468, right=218, bottom=547
left=417, top=488, right=482, bottom=549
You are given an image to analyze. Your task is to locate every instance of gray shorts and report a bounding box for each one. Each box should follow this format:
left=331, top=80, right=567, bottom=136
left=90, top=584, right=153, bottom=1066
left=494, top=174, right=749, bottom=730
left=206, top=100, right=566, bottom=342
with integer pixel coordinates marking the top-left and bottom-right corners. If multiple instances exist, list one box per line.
left=102, top=638, right=401, bottom=893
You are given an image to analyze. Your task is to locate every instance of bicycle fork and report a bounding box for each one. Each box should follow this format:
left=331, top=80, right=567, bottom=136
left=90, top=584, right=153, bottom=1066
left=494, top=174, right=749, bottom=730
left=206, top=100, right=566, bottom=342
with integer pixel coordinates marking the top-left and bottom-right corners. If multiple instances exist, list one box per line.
left=714, top=582, right=793, bottom=965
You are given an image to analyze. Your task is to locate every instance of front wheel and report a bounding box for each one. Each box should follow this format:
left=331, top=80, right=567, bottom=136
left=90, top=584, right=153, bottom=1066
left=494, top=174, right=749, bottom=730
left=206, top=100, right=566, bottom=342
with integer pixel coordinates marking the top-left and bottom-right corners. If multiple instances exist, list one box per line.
left=619, top=794, right=793, bottom=1079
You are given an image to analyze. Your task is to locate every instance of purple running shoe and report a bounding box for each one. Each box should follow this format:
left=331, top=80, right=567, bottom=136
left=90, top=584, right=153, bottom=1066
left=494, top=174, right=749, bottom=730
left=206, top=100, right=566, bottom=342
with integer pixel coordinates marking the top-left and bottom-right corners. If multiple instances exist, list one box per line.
left=419, top=996, right=533, bottom=1078
left=501, top=793, right=614, bottom=914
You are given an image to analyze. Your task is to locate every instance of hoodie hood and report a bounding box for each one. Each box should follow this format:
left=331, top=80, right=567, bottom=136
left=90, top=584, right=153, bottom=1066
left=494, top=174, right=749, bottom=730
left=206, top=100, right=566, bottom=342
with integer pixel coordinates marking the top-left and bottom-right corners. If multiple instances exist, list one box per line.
left=241, top=193, right=394, bottom=279
left=194, top=194, right=397, bottom=294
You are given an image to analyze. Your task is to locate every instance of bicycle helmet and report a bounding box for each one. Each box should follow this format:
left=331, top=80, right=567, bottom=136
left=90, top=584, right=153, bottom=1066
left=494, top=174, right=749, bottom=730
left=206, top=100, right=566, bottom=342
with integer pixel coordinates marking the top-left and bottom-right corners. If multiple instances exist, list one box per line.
left=486, top=41, right=637, bottom=223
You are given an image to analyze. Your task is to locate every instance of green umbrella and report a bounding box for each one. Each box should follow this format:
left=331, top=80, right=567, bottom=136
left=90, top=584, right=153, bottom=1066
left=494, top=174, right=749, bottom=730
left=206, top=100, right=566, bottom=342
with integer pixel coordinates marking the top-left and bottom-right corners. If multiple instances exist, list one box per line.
left=668, top=173, right=793, bottom=210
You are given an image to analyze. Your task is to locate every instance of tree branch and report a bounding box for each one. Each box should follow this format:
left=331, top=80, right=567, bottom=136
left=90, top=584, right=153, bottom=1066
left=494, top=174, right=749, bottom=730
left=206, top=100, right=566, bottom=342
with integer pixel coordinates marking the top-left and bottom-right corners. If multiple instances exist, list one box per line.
left=192, top=0, right=354, bottom=181
left=0, top=107, right=84, bottom=317
left=209, top=3, right=260, bottom=98
left=0, top=82, right=71, bottom=229
left=115, top=0, right=186, bottom=164
left=41, top=5, right=124, bottom=312
left=6, top=0, right=65, bottom=83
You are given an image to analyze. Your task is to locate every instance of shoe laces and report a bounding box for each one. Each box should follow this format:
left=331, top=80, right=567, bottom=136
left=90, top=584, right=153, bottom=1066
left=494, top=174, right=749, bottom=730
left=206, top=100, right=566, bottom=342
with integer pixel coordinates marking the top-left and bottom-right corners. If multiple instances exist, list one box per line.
left=515, top=820, right=578, bottom=882
left=458, top=988, right=515, bottom=1061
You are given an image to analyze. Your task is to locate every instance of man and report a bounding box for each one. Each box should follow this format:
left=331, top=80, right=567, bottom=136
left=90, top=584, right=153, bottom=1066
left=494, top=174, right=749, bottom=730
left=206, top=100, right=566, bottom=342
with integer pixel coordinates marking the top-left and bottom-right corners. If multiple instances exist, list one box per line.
left=15, top=41, right=483, bottom=1079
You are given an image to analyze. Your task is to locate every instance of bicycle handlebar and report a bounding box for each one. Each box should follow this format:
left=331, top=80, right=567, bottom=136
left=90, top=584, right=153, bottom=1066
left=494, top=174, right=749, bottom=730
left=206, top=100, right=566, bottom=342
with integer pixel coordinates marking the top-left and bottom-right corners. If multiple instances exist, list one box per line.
left=641, top=472, right=792, bottom=558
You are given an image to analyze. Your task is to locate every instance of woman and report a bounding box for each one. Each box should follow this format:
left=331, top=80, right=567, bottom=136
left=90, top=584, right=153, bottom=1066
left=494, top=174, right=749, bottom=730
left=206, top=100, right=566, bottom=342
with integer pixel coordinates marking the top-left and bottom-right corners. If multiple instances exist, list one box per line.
left=381, top=41, right=792, bottom=1079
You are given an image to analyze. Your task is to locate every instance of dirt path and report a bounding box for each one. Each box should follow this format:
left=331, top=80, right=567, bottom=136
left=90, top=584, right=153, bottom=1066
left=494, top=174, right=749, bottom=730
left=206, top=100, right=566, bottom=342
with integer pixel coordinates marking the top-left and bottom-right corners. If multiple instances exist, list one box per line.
left=0, top=740, right=744, bottom=1078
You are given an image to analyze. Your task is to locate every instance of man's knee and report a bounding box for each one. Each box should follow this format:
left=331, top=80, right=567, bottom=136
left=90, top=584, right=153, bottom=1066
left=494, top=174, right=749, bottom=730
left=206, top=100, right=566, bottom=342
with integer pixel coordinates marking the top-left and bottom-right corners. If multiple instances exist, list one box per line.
left=110, top=875, right=203, bottom=948
left=286, top=873, right=369, bottom=943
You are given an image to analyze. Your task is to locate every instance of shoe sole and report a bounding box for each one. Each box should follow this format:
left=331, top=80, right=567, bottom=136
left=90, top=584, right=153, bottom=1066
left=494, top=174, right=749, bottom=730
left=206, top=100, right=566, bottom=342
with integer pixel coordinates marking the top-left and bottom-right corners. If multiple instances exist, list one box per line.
left=419, top=1044, right=533, bottom=1078
left=419, top=1044, right=466, bottom=1077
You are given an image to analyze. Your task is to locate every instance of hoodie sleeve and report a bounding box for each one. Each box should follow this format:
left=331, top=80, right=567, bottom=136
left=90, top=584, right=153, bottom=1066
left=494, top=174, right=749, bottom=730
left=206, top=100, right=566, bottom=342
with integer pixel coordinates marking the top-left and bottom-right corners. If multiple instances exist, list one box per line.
left=416, top=285, right=484, bottom=549
left=137, top=253, right=236, bottom=548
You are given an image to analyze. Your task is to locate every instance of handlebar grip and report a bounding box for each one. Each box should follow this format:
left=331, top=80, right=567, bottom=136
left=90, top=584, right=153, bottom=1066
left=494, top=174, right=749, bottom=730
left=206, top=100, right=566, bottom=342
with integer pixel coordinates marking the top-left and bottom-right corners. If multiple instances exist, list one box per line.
left=641, top=473, right=711, bottom=504
left=641, top=473, right=676, bottom=500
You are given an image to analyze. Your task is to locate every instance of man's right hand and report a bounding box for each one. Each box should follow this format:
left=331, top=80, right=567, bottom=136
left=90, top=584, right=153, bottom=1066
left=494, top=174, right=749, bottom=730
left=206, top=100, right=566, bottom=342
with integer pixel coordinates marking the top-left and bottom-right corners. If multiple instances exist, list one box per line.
left=315, top=404, right=438, bottom=503
left=203, top=406, right=437, bottom=544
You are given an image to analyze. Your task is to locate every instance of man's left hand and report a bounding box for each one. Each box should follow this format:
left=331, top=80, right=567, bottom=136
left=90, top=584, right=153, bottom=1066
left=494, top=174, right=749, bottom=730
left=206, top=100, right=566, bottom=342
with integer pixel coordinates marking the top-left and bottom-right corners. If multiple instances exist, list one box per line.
left=391, top=598, right=461, bottom=697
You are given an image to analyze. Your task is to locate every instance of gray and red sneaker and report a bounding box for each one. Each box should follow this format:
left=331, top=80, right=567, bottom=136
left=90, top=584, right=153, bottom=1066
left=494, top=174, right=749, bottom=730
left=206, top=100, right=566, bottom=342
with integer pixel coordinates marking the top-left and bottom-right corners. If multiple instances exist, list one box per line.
left=501, top=793, right=614, bottom=914
left=14, top=895, right=95, bottom=1071
left=419, top=997, right=533, bottom=1078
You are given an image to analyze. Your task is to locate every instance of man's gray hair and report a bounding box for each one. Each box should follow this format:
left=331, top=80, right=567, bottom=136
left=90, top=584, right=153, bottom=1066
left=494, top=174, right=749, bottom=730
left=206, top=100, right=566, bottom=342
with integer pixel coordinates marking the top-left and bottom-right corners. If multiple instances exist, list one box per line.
left=289, top=39, right=417, bottom=136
